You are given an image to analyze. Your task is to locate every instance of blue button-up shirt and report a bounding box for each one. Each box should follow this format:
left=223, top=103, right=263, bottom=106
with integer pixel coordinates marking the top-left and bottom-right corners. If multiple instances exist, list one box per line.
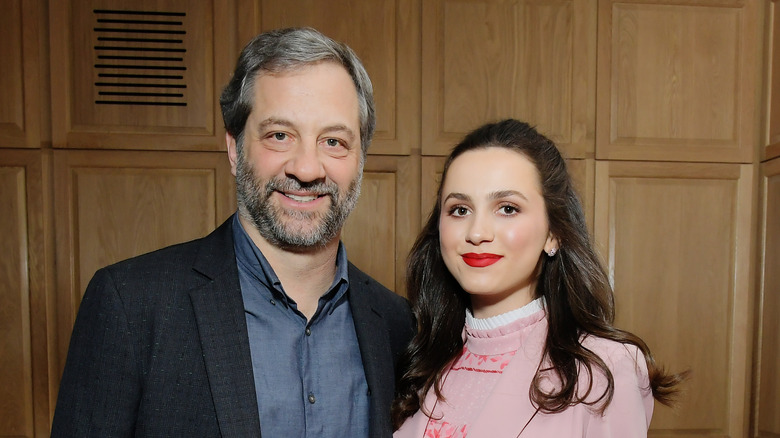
left=232, top=215, right=370, bottom=437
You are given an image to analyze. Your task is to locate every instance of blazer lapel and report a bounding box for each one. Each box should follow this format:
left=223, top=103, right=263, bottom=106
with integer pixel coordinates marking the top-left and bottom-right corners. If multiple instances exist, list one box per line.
left=189, top=218, right=262, bottom=437
left=348, top=264, right=395, bottom=437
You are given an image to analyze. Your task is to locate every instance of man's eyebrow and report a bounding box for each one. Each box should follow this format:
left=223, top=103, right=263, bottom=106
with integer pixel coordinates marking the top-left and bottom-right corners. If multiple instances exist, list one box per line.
left=257, top=118, right=294, bottom=131
left=321, top=124, right=356, bottom=142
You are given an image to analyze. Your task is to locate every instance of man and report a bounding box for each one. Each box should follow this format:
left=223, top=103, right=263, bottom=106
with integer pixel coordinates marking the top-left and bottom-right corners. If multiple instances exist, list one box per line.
left=51, top=27, right=416, bottom=437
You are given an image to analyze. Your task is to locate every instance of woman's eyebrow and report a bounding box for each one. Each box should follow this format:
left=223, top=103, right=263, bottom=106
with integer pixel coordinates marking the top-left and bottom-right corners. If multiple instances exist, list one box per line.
left=489, top=190, right=528, bottom=202
left=442, top=192, right=470, bottom=203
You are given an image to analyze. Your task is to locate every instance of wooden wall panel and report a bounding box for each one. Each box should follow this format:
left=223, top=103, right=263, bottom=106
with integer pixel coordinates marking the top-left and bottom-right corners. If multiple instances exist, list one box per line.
left=0, top=0, right=44, bottom=148
left=0, top=151, right=53, bottom=438
left=767, top=1, right=780, bottom=161
left=422, top=0, right=597, bottom=158
left=53, top=150, right=235, bottom=370
left=756, top=157, right=780, bottom=437
left=0, top=1, right=25, bottom=146
left=256, top=0, right=421, bottom=156
left=597, top=1, right=761, bottom=163
left=421, top=156, right=595, bottom=233
left=420, top=157, right=445, bottom=225
left=49, top=0, right=245, bottom=151
left=0, top=165, right=33, bottom=436
left=342, top=155, right=420, bottom=295
left=595, top=161, right=755, bottom=437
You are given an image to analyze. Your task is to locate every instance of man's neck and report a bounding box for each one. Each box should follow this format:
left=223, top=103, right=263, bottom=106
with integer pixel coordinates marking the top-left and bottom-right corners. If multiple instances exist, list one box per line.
left=238, top=215, right=340, bottom=320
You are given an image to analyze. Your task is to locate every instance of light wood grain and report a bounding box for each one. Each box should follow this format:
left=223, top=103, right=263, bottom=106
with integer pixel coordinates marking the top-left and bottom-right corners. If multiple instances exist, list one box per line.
left=49, top=0, right=242, bottom=151
left=0, top=0, right=43, bottom=149
left=767, top=1, right=780, bottom=161
left=53, top=149, right=235, bottom=371
left=756, top=157, right=780, bottom=437
left=597, top=1, right=761, bottom=163
left=0, top=0, right=24, bottom=140
left=422, top=0, right=596, bottom=158
left=0, top=165, right=33, bottom=437
left=0, top=150, right=54, bottom=438
left=342, top=155, right=420, bottom=296
left=595, top=161, right=755, bottom=438
left=256, top=0, right=421, bottom=156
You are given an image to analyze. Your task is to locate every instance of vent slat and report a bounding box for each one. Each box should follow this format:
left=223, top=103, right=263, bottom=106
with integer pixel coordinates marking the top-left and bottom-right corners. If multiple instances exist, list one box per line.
left=97, top=37, right=183, bottom=43
left=93, top=9, right=186, bottom=17
left=93, top=9, right=187, bottom=107
left=95, top=46, right=186, bottom=53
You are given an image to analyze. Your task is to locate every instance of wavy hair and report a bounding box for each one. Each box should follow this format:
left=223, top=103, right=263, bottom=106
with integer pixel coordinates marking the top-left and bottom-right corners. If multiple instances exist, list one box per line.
left=391, top=119, right=687, bottom=429
left=219, top=27, right=375, bottom=156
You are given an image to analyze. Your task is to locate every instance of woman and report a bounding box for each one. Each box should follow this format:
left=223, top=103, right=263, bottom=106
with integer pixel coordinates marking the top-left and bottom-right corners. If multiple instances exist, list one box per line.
left=392, top=119, right=686, bottom=437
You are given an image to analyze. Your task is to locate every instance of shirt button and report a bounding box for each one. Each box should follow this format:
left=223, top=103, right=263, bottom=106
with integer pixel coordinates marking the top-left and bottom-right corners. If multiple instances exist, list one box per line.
left=270, top=299, right=276, bottom=306
left=308, top=393, right=316, bottom=404
left=305, top=327, right=311, bottom=336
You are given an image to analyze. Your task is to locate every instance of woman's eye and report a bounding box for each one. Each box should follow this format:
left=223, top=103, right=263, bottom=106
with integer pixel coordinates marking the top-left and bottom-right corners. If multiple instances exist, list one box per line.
left=451, top=206, right=469, bottom=216
left=500, top=205, right=518, bottom=215
left=326, top=138, right=340, bottom=147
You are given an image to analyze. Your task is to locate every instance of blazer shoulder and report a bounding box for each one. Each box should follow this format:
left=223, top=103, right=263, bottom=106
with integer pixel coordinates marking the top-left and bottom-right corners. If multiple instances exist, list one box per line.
left=106, top=216, right=234, bottom=272
left=94, top=217, right=237, bottom=300
left=347, top=262, right=408, bottom=307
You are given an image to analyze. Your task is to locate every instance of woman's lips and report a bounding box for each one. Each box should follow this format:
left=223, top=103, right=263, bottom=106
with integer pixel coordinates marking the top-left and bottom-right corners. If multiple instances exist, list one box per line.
left=461, top=252, right=503, bottom=267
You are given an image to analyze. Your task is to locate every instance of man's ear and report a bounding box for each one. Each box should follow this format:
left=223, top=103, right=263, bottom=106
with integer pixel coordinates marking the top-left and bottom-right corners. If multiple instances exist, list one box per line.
left=226, top=133, right=238, bottom=176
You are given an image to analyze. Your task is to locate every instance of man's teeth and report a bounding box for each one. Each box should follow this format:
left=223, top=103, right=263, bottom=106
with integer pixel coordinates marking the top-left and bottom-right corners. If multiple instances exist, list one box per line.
left=286, top=193, right=318, bottom=202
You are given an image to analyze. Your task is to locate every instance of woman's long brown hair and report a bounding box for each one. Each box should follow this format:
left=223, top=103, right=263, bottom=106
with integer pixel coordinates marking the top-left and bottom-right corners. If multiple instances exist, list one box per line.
left=391, top=119, right=688, bottom=429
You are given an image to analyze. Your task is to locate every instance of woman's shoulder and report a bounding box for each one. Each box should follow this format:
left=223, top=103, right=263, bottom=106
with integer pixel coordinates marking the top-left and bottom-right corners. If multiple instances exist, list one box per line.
left=580, top=335, right=645, bottom=370
left=578, top=335, right=651, bottom=399
left=577, top=335, right=655, bottom=428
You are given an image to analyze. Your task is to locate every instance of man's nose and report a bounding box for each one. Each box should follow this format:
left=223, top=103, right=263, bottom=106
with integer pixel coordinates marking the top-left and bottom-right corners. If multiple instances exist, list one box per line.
left=284, top=142, right=326, bottom=183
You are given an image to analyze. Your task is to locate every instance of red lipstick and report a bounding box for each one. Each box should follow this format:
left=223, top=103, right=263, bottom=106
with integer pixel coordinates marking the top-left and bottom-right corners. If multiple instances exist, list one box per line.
left=461, top=253, right=502, bottom=267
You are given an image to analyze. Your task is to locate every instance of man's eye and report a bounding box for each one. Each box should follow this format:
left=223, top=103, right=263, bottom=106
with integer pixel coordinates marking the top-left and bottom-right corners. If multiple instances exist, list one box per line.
left=326, top=138, right=340, bottom=147
left=273, top=132, right=287, bottom=141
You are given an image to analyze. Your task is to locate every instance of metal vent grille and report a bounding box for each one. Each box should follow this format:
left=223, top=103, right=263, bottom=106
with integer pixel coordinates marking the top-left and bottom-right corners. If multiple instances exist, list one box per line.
left=93, top=9, right=187, bottom=107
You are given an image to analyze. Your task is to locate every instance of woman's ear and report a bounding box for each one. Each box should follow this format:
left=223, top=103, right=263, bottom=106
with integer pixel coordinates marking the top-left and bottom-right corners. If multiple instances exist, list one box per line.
left=544, top=233, right=559, bottom=257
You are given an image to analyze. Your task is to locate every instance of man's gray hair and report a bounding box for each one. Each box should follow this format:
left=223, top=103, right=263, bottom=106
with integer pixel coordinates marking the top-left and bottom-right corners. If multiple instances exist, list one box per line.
left=220, top=27, right=376, bottom=156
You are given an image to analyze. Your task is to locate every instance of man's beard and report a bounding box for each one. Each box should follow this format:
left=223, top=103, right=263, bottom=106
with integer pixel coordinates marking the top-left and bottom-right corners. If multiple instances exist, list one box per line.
left=235, top=149, right=362, bottom=250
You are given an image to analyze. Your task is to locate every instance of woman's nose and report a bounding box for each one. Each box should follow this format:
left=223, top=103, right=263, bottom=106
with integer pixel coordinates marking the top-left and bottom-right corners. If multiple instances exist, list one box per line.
left=466, top=212, right=493, bottom=245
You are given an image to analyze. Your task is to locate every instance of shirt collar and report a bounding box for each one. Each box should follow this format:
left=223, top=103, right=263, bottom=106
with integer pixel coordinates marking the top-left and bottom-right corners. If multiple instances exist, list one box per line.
left=232, top=213, right=350, bottom=305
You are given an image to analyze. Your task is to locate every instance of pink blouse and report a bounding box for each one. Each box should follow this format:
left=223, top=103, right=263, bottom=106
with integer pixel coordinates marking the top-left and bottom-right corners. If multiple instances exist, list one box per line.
left=394, top=307, right=654, bottom=437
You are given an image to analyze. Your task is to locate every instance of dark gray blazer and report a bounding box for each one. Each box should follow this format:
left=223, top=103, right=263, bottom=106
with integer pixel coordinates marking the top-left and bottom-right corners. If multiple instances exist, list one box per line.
left=51, top=217, right=416, bottom=437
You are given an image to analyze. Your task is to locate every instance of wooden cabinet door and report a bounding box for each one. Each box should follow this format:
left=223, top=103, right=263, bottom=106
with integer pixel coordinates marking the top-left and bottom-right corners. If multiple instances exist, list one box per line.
left=49, top=0, right=249, bottom=151
left=596, top=0, right=762, bottom=163
left=767, top=1, right=780, bottom=161
left=342, top=155, right=420, bottom=295
left=595, top=161, right=755, bottom=437
left=755, top=157, right=780, bottom=437
left=422, top=0, right=597, bottom=159
left=52, top=149, right=235, bottom=371
left=0, top=151, right=53, bottom=438
left=0, top=0, right=45, bottom=149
